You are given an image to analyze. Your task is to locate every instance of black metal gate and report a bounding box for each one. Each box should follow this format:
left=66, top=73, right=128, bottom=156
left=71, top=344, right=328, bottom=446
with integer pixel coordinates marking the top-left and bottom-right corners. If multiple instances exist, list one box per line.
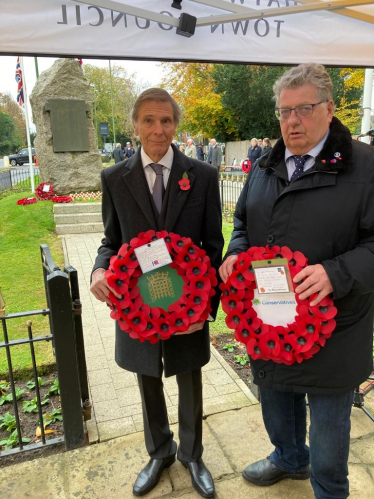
left=0, top=244, right=90, bottom=457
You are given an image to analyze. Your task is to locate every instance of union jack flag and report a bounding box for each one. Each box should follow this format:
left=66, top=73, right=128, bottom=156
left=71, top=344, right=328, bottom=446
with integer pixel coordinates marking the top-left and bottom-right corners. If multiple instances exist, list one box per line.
left=15, top=57, right=24, bottom=107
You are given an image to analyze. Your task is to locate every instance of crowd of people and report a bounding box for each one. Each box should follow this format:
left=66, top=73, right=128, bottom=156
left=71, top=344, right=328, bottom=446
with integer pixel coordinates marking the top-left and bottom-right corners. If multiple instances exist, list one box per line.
left=91, top=63, right=374, bottom=499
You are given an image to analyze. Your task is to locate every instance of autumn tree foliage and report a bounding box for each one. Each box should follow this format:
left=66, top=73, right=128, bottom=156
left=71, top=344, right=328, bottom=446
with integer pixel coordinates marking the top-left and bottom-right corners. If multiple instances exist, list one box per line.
left=162, top=63, right=364, bottom=141
left=161, top=62, right=239, bottom=142
left=0, top=92, right=26, bottom=149
left=84, top=64, right=139, bottom=147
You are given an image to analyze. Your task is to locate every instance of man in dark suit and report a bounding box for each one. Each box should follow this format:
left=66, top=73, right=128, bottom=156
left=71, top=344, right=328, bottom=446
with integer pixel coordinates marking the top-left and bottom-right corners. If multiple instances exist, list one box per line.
left=124, top=141, right=135, bottom=158
left=112, top=143, right=124, bottom=163
left=90, top=88, right=223, bottom=498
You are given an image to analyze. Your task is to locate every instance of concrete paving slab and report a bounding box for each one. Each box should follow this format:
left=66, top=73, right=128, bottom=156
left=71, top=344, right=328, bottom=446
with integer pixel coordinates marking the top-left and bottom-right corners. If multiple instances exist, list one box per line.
left=348, top=463, right=374, bottom=499
left=206, top=406, right=273, bottom=473
left=215, top=475, right=315, bottom=499
left=350, top=434, right=374, bottom=465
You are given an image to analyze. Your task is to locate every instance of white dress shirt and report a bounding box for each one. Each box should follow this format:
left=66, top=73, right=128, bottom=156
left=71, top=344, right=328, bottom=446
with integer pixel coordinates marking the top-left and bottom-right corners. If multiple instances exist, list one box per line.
left=141, top=146, right=173, bottom=193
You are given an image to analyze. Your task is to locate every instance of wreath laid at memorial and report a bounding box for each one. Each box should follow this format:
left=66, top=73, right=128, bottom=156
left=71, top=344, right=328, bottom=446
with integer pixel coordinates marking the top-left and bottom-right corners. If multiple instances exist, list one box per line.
left=106, top=230, right=217, bottom=344
left=35, top=182, right=55, bottom=200
left=240, top=159, right=252, bottom=174
left=52, top=196, right=72, bottom=203
left=220, top=245, right=337, bottom=365
left=17, top=197, right=38, bottom=206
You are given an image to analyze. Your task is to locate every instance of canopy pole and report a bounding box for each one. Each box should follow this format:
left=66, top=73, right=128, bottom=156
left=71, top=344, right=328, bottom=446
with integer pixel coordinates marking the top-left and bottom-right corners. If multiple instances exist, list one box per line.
left=19, top=57, right=35, bottom=193
left=360, top=68, right=373, bottom=144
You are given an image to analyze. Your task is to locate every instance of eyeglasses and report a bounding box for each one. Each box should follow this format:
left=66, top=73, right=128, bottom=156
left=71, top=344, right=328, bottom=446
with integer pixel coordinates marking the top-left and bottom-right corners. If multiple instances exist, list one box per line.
left=274, top=101, right=326, bottom=121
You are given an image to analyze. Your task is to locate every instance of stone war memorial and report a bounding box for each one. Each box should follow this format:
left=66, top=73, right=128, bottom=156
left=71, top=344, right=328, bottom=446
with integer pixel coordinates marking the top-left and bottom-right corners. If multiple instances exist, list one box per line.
left=30, top=58, right=102, bottom=194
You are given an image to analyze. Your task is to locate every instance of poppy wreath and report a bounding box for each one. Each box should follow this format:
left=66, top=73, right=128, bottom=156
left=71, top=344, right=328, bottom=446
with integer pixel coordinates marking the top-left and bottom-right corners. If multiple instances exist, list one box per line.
left=220, top=245, right=337, bottom=365
left=35, top=182, right=55, bottom=200
left=106, top=230, right=217, bottom=344
left=52, top=196, right=72, bottom=203
left=240, top=159, right=252, bottom=174
left=17, top=197, right=37, bottom=205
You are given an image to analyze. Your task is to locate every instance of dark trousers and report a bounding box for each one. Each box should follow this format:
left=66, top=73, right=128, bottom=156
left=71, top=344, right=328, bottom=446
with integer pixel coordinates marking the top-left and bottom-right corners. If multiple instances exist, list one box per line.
left=260, top=387, right=354, bottom=499
left=137, top=369, right=203, bottom=463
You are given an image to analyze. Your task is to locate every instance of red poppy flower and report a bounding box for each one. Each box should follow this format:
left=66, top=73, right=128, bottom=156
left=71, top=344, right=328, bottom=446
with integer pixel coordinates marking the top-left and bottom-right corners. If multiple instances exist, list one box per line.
left=320, top=319, right=336, bottom=338
left=310, top=296, right=337, bottom=320
left=289, top=251, right=308, bottom=268
left=246, top=338, right=264, bottom=360
left=186, top=261, right=208, bottom=280
left=127, top=310, right=147, bottom=332
left=259, top=331, right=281, bottom=358
left=229, top=269, right=248, bottom=290
left=179, top=178, right=190, bottom=191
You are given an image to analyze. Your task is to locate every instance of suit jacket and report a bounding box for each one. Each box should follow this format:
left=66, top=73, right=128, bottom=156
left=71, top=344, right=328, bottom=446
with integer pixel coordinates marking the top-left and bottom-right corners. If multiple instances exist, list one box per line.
left=207, top=145, right=222, bottom=169
left=124, top=146, right=135, bottom=158
left=93, top=144, right=224, bottom=377
left=112, top=147, right=124, bottom=163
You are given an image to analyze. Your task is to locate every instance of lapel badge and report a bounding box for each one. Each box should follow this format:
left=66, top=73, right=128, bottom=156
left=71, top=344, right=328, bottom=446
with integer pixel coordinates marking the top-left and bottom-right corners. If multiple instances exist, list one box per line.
left=334, top=152, right=341, bottom=158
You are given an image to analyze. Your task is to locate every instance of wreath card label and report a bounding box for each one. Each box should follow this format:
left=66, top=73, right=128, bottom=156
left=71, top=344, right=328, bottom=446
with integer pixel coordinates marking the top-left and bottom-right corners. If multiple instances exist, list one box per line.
left=253, top=258, right=292, bottom=294
left=134, top=238, right=172, bottom=274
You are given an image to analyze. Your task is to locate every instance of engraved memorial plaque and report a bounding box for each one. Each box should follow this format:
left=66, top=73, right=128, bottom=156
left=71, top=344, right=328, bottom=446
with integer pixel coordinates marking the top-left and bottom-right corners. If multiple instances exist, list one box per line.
left=44, top=99, right=90, bottom=152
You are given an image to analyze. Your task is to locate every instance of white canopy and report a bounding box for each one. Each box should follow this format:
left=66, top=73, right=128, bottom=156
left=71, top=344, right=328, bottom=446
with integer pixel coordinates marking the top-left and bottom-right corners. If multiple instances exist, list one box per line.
left=1, top=0, right=374, bottom=67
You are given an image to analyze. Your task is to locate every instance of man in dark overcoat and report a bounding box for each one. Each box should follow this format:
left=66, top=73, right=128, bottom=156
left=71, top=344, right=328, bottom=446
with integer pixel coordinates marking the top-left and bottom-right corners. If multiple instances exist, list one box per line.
left=91, top=88, right=223, bottom=498
left=220, top=63, right=374, bottom=499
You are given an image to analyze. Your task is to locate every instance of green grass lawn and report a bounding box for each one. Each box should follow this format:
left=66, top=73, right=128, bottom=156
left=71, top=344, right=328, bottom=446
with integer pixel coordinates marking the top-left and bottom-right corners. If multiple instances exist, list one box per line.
left=0, top=190, right=64, bottom=378
left=209, top=220, right=233, bottom=337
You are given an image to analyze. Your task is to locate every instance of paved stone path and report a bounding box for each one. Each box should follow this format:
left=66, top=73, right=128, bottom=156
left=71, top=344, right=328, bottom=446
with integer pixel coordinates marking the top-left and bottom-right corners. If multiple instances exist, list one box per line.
left=62, top=233, right=258, bottom=444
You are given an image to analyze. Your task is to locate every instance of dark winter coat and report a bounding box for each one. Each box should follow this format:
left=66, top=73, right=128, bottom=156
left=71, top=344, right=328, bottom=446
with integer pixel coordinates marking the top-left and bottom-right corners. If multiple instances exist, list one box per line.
left=93, top=144, right=224, bottom=378
left=247, top=145, right=262, bottom=165
left=112, top=147, right=124, bottom=164
left=226, top=117, right=374, bottom=394
left=261, top=145, right=272, bottom=157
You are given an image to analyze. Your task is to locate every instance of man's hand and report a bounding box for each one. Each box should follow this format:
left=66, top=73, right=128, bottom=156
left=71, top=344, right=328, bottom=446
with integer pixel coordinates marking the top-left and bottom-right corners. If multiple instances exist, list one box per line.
left=174, top=321, right=205, bottom=336
left=90, top=269, right=121, bottom=306
left=293, top=264, right=333, bottom=306
left=219, top=255, right=238, bottom=283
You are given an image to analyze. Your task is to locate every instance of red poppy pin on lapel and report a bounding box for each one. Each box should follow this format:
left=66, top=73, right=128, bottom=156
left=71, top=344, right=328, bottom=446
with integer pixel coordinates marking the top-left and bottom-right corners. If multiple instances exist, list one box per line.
left=178, top=172, right=190, bottom=192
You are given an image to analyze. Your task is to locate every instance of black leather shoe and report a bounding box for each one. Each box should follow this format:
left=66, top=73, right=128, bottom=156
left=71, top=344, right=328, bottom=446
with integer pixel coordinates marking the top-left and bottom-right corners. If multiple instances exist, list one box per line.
left=180, top=458, right=215, bottom=498
left=242, top=456, right=310, bottom=486
left=133, top=456, right=175, bottom=496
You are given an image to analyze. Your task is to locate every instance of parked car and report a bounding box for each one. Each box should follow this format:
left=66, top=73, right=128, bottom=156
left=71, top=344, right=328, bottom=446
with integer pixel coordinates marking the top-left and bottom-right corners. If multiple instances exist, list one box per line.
left=8, top=148, right=36, bottom=166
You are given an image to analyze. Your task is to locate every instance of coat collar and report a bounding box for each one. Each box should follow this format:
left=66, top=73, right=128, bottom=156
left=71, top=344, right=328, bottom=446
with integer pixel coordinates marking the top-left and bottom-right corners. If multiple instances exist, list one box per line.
left=121, top=144, right=196, bottom=232
left=258, top=117, right=354, bottom=174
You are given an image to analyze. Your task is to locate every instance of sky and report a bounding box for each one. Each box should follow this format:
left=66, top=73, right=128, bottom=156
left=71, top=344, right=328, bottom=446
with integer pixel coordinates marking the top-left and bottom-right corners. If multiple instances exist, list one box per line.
left=0, top=55, right=165, bottom=102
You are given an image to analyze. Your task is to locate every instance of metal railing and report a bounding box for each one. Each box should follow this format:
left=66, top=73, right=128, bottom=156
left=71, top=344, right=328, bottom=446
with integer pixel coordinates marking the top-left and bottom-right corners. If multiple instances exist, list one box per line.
left=0, top=245, right=90, bottom=457
left=0, top=167, right=39, bottom=192
left=219, top=174, right=246, bottom=215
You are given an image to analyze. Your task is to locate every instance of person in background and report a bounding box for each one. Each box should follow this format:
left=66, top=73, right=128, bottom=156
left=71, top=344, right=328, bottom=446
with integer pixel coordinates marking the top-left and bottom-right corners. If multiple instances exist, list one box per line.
left=247, top=138, right=262, bottom=166
left=124, top=141, right=135, bottom=159
left=112, top=143, right=124, bottom=164
left=179, top=144, right=186, bottom=154
left=207, top=138, right=222, bottom=173
left=196, top=143, right=205, bottom=161
left=257, top=139, right=263, bottom=148
left=185, top=139, right=197, bottom=159
left=261, top=137, right=272, bottom=157
left=219, top=62, right=374, bottom=499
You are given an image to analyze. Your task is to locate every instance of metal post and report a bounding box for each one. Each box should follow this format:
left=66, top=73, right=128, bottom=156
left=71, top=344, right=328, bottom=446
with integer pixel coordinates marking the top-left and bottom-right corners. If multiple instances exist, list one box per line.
left=34, top=57, right=39, bottom=79
left=108, top=60, right=116, bottom=145
left=65, top=265, right=91, bottom=421
left=46, top=270, right=85, bottom=449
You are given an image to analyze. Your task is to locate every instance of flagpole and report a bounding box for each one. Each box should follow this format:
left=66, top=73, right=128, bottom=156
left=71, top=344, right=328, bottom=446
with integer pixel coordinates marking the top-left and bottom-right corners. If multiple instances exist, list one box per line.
left=19, top=57, right=35, bottom=193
